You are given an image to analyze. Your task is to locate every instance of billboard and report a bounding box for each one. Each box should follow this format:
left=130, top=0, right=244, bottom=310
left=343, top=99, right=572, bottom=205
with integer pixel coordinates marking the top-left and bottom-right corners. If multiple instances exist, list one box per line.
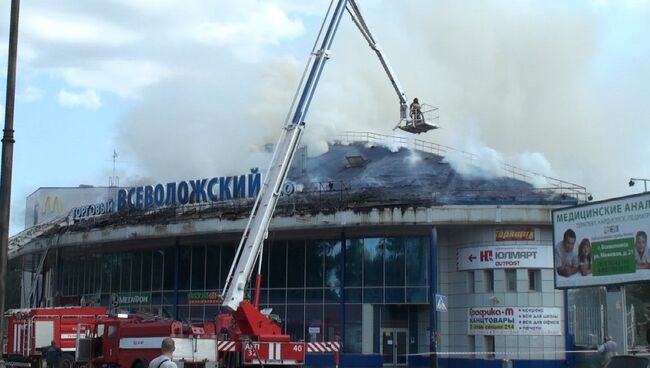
left=468, top=307, right=561, bottom=336
left=456, top=245, right=553, bottom=271
left=552, top=192, right=650, bottom=288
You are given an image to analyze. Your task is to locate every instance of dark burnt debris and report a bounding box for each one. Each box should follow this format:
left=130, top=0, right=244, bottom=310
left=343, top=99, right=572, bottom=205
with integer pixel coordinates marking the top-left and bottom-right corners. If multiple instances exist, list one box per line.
left=55, top=143, right=577, bottom=235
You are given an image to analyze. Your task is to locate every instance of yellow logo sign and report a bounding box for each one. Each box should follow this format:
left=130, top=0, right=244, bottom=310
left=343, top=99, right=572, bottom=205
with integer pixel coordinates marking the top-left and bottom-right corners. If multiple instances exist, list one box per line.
left=42, top=196, right=63, bottom=214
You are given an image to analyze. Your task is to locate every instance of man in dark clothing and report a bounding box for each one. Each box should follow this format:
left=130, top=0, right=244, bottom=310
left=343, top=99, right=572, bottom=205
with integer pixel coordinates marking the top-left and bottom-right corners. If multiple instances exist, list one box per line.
left=45, top=340, right=62, bottom=368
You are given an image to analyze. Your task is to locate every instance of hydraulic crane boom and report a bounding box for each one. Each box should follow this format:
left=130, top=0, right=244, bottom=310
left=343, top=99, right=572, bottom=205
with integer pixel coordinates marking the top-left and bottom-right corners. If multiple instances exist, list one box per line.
left=346, top=1, right=409, bottom=124
left=221, top=0, right=349, bottom=311
left=221, top=0, right=437, bottom=312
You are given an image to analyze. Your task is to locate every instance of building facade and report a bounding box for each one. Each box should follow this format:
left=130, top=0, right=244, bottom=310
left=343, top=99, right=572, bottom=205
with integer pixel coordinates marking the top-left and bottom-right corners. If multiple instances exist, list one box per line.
left=10, top=133, right=587, bottom=367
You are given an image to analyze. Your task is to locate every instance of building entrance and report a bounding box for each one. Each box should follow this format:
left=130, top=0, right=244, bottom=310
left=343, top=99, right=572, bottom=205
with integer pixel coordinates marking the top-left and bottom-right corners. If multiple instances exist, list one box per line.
left=380, top=328, right=408, bottom=367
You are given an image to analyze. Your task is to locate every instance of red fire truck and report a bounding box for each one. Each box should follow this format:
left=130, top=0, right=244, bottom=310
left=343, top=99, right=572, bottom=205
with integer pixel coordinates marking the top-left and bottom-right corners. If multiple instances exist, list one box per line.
left=4, top=307, right=109, bottom=368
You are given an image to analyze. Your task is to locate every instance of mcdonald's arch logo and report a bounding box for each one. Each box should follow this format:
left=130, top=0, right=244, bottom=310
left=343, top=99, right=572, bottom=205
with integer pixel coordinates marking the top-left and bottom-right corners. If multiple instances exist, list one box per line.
left=42, top=196, right=63, bottom=214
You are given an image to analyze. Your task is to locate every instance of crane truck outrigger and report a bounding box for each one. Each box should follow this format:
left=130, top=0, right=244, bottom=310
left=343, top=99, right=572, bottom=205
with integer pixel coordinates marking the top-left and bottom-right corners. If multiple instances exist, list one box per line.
left=216, top=0, right=439, bottom=366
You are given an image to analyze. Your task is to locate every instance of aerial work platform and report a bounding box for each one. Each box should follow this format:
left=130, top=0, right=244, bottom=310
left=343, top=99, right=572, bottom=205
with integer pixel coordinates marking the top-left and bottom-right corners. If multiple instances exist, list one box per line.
left=395, top=103, right=440, bottom=134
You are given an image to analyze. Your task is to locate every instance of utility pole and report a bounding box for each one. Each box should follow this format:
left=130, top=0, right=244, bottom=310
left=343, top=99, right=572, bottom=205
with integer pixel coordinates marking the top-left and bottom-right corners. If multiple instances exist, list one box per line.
left=0, top=0, right=21, bottom=360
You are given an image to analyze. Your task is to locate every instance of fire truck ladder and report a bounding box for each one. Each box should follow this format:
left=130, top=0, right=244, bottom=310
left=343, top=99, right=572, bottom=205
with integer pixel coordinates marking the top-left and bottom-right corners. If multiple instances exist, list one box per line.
left=220, top=0, right=350, bottom=311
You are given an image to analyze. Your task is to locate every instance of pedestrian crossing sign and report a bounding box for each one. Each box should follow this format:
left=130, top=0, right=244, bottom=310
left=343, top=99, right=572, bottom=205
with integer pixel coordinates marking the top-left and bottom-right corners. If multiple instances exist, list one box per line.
left=435, top=294, right=447, bottom=312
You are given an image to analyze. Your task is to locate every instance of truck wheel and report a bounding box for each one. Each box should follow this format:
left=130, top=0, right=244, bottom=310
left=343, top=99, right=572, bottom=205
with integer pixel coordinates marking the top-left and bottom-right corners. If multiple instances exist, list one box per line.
left=59, top=353, right=75, bottom=368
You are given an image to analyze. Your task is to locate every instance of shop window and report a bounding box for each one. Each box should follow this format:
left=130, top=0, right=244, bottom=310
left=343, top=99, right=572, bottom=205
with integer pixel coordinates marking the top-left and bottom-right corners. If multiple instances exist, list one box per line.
left=528, top=269, right=541, bottom=291
left=485, top=335, right=495, bottom=359
left=468, top=335, right=476, bottom=358
left=287, top=240, right=305, bottom=288
left=364, top=238, right=383, bottom=287
left=406, top=237, right=428, bottom=286
left=269, top=240, right=287, bottom=288
left=485, top=269, right=494, bottom=292
left=191, top=246, right=206, bottom=290
left=506, top=269, right=517, bottom=292
left=345, top=239, right=363, bottom=287
left=468, top=271, right=475, bottom=293
left=384, top=237, right=405, bottom=287
left=205, top=246, right=220, bottom=290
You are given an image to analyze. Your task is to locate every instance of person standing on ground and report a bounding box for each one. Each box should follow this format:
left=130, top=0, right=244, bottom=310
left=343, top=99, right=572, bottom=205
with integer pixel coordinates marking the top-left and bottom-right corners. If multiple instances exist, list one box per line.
left=597, top=336, right=617, bottom=363
left=148, top=337, right=177, bottom=368
left=45, top=340, right=61, bottom=368
left=638, top=311, right=650, bottom=347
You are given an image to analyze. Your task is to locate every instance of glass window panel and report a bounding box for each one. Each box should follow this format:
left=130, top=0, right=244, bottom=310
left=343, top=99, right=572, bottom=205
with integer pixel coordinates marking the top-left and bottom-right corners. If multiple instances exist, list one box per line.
left=94, top=257, right=102, bottom=293
left=324, top=287, right=341, bottom=303
left=323, top=240, right=342, bottom=290
left=190, top=305, right=205, bottom=323
left=269, top=240, right=287, bottom=288
left=205, top=306, right=220, bottom=320
left=205, top=246, right=220, bottom=290
left=384, top=237, right=405, bottom=287
left=192, top=246, right=206, bottom=290
left=101, top=256, right=111, bottom=293
left=363, top=287, right=383, bottom=304
left=152, top=250, right=164, bottom=290
left=406, top=237, right=428, bottom=286
left=141, top=251, right=152, bottom=292
left=178, top=305, right=190, bottom=323
left=345, top=239, right=363, bottom=287
left=344, top=288, right=362, bottom=303
left=132, top=252, right=142, bottom=292
left=269, top=289, right=286, bottom=304
left=305, top=240, right=324, bottom=287
left=385, top=288, right=404, bottom=303
left=344, top=304, right=362, bottom=353
left=287, top=240, right=305, bottom=288
left=179, top=247, right=191, bottom=290
left=220, top=245, right=235, bottom=291
left=111, top=254, right=120, bottom=293
left=287, top=289, right=304, bottom=304
left=163, top=248, right=176, bottom=291
left=485, top=269, right=494, bottom=292
left=306, top=288, right=323, bottom=304
left=323, top=305, right=340, bottom=341
left=363, top=238, right=383, bottom=287
left=286, top=305, right=304, bottom=341
left=406, top=287, right=427, bottom=303
left=506, top=269, right=517, bottom=291
left=305, top=305, right=323, bottom=342
left=121, top=253, right=132, bottom=292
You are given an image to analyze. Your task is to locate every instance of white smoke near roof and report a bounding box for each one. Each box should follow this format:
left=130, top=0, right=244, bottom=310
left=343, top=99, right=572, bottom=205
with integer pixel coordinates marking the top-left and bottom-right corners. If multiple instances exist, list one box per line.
left=443, top=121, right=555, bottom=187
left=107, top=0, right=649, bottom=201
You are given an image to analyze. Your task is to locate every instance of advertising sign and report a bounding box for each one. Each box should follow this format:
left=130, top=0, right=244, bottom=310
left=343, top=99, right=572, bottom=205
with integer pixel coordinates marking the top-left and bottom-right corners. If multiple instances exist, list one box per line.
left=188, top=291, right=223, bottom=305
left=553, top=193, right=650, bottom=288
left=496, top=228, right=535, bottom=241
left=111, top=292, right=151, bottom=307
left=456, top=245, right=552, bottom=271
left=468, top=307, right=561, bottom=336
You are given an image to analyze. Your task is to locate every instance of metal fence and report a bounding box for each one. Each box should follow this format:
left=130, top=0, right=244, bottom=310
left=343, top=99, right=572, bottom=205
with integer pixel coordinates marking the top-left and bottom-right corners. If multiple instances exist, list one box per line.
left=333, top=131, right=589, bottom=202
left=571, top=304, right=637, bottom=348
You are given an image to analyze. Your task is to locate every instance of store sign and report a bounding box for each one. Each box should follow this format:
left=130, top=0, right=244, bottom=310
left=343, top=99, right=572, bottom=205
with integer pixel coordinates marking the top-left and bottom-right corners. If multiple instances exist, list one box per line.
left=468, top=307, right=561, bottom=336
left=72, top=200, right=114, bottom=219
left=496, top=228, right=535, bottom=241
left=111, top=293, right=151, bottom=306
left=116, top=169, right=261, bottom=211
left=456, top=245, right=552, bottom=270
left=188, top=291, right=223, bottom=305
left=553, top=193, right=650, bottom=288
